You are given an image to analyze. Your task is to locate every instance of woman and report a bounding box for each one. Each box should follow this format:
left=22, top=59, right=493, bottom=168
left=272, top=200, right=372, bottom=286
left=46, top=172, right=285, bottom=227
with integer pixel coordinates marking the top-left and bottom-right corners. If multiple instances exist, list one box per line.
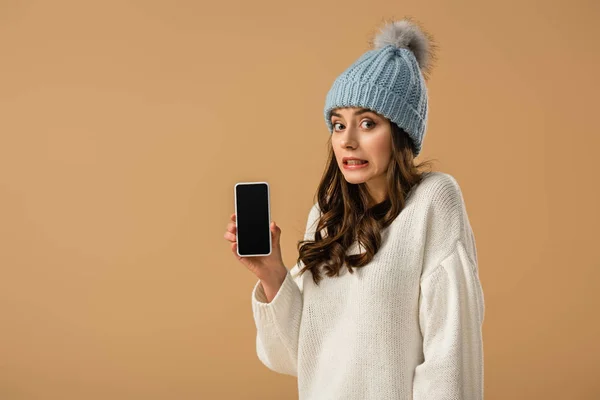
left=224, top=18, right=485, bottom=400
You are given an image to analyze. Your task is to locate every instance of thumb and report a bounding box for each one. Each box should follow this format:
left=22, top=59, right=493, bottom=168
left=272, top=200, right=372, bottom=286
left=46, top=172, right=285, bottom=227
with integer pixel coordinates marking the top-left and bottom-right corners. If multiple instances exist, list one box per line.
left=271, top=221, right=280, bottom=244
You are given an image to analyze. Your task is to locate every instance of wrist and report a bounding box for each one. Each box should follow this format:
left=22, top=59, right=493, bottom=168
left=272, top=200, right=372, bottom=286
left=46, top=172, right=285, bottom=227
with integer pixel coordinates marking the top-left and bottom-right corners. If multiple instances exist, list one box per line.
left=259, top=266, right=287, bottom=287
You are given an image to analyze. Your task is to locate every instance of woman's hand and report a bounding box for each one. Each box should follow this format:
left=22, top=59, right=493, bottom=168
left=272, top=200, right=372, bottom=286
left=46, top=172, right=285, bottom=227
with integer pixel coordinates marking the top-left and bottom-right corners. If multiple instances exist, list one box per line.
left=223, top=213, right=287, bottom=285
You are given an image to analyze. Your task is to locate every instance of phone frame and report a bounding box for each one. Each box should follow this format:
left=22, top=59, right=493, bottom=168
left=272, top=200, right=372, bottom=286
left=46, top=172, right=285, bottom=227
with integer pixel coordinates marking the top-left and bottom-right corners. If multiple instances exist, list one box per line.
left=233, top=181, right=272, bottom=257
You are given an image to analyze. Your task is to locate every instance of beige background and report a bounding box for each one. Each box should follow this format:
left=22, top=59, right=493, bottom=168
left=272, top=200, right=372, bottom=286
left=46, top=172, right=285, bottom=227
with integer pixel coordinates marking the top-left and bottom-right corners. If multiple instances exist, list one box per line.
left=1, top=0, right=599, bottom=399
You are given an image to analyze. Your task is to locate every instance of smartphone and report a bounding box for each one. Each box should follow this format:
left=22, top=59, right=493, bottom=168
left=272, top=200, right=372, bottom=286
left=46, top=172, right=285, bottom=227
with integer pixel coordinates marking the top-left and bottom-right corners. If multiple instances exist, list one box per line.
left=234, top=182, right=272, bottom=257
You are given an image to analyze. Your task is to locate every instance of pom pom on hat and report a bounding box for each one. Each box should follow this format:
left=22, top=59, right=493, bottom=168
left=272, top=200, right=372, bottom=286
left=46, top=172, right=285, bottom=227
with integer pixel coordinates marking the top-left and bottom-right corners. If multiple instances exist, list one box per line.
left=370, top=17, right=437, bottom=80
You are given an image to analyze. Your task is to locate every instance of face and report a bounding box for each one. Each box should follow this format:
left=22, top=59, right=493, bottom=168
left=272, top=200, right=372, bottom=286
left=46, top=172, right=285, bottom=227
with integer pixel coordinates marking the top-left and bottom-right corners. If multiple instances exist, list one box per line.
left=330, top=107, right=393, bottom=204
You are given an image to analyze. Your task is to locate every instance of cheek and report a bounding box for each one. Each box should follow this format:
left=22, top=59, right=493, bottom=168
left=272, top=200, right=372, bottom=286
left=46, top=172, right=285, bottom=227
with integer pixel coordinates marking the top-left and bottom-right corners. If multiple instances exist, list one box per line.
left=332, top=147, right=341, bottom=161
left=370, top=141, right=392, bottom=165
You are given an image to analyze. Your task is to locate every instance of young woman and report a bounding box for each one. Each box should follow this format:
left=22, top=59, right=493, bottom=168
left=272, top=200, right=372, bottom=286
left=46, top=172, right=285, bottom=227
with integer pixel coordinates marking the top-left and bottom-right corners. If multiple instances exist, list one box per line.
left=224, top=18, right=485, bottom=400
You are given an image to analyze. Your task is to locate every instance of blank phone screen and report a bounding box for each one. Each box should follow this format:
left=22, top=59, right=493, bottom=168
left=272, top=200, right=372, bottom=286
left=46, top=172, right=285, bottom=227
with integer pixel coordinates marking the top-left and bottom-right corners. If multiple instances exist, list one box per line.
left=234, top=183, right=271, bottom=256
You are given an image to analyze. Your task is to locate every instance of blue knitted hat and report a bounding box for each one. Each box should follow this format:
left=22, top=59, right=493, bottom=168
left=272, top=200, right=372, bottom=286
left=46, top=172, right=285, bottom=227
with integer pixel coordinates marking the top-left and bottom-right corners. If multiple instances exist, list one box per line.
left=324, top=19, right=436, bottom=157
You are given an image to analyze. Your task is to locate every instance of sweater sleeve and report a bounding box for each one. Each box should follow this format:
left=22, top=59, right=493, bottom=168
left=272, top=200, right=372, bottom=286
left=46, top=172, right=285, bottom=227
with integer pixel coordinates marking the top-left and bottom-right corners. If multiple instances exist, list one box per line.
left=413, top=238, right=485, bottom=400
left=250, top=203, right=321, bottom=377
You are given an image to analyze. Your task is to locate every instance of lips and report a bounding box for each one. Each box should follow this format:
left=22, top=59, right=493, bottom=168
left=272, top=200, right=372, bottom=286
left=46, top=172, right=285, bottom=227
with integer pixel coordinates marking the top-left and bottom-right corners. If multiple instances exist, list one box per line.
left=343, top=160, right=369, bottom=170
left=343, top=157, right=368, bottom=163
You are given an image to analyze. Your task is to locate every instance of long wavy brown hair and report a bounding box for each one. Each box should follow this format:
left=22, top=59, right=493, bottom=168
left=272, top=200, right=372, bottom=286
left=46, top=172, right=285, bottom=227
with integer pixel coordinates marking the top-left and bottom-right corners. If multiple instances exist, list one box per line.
left=295, top=121, right=437, bottom=286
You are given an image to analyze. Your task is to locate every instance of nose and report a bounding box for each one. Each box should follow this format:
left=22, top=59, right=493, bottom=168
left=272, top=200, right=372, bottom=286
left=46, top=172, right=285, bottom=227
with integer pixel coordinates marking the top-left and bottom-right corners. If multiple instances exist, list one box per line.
left=340, top=127, right=358, bottom=149
left=343, top=141, right=356, bottom=149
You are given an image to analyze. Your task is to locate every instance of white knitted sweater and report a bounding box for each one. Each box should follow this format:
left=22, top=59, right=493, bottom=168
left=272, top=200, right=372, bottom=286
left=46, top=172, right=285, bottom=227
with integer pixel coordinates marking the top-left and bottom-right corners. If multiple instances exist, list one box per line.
left=251, top=171, right=485, bottom=399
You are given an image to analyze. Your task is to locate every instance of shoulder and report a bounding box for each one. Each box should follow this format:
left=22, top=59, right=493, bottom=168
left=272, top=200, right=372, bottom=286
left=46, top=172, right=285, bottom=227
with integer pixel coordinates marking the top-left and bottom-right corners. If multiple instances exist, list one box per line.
left=303, top=201, right=323, bottom=242
left=307, top=201, right=322, bottom=228
left=413, top=171, right=465, bottom=201
left=416, top=173, right=480, bottom=282
left=413, top=170, right=474, bottom=251
left=411, top=171, right=468, bottom=218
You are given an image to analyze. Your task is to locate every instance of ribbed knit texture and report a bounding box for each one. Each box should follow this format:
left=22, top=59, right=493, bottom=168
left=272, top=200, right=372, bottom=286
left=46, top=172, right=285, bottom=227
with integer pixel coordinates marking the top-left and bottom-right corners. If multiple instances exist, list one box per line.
left=323, top=45, right=429, bottom=157
left=251, top=171, right=485, bottom=399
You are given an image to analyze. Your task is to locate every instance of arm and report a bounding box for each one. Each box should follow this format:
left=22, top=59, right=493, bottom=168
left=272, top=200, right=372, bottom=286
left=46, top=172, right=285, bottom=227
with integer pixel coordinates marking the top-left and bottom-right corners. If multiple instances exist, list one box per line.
left=252, top=265, right=304, bottom=376
left=250, top=203, right=321, bottom=376
left=413, top=239, right=485, bottom=400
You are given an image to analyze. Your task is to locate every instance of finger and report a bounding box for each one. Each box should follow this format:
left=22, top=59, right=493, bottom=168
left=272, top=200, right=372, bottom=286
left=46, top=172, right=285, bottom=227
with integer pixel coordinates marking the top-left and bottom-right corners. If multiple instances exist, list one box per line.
left=271, top=222, right=279, bottom=244
left=227, top=221, right=237, bottom=233
left=231, top=213, right=236, bottom=221
left=224, top=231, right=236, bottom=242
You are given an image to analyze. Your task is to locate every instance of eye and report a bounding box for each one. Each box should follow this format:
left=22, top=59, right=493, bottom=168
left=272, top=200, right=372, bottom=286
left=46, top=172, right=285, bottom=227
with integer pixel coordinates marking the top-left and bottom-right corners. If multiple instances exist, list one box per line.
left=362, top=120, right=376, bottom=129
left=333, top=122, right=344, bottom=132
left=332, top=120, right=375, bottom=132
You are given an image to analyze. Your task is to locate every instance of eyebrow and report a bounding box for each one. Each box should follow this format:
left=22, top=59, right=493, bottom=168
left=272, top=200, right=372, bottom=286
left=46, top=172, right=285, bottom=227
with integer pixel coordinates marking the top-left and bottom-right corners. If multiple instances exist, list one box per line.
left=330, top=108, right=375, bottom=119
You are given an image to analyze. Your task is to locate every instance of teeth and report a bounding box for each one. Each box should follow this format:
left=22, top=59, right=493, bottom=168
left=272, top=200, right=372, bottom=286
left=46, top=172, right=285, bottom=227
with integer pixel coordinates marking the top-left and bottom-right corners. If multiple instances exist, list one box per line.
left=346, top=160, right=367, bottom=165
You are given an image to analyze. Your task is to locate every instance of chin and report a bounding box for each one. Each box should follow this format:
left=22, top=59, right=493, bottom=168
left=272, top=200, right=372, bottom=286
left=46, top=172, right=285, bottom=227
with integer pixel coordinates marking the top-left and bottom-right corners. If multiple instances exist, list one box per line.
left=341, top=174, right=368, bottom=184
